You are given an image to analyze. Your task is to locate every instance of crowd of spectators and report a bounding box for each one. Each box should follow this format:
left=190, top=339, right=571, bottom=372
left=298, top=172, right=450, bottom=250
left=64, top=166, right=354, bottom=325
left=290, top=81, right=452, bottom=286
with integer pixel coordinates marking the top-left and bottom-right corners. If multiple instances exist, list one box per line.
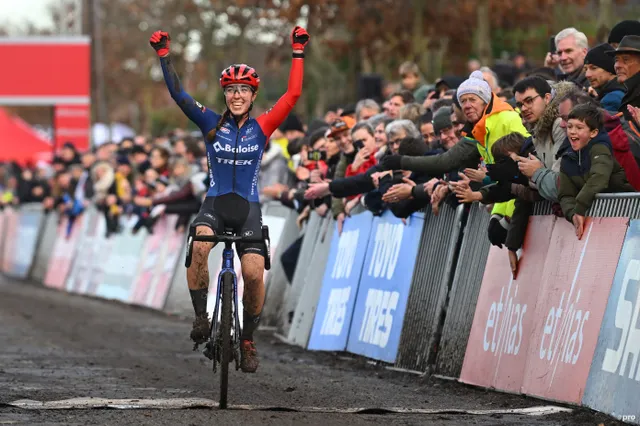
left=3, top=21, right=640, bottom=280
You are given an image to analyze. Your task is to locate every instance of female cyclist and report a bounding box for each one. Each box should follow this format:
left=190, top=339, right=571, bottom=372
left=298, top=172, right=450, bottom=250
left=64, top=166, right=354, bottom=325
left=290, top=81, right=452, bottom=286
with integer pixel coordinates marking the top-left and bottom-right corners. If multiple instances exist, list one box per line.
left=149, top=26, right=309, bottom=373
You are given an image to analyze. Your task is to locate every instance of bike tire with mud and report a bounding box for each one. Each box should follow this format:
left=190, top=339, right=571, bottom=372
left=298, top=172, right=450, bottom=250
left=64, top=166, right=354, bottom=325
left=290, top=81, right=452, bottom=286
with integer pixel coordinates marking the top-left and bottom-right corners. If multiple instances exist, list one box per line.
left=219, top=271, right=234, bottom=409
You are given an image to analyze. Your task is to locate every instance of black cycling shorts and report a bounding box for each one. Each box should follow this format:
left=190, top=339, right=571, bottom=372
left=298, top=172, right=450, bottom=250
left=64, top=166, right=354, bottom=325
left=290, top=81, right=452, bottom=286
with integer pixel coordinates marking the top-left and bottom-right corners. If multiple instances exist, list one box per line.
left=191, top=193, right=264, bottom=258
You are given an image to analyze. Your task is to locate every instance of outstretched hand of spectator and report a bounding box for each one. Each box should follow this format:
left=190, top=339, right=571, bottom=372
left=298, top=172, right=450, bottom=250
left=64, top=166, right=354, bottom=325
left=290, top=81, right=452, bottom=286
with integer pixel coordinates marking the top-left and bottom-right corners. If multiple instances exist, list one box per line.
left=572, top=214, right=585, bottom=240
left=344, top=196, right=360, bottom=216
left=296, top=205, right=311, bottom=229
left=628, top=105, right=640, bottom=127
left=430, top=184, right=449, bottom=216
left=304, top=182, right=330, bottom=199
left=371, top=171, right=392, bottom=188
left=315, top=203, right=329, bottom=217
left=452, top=173, right=482, bottom=203
left=382, top=178, right=415, bottom=203
left=517, top=154, right=543, bottom=178
left=425, top=178, right=439, bottom=196
left=463, top=167, right=486, bottom=183
left=508, top=250, right=519, bottom=279
left=336, top=212, right=346, bottom=236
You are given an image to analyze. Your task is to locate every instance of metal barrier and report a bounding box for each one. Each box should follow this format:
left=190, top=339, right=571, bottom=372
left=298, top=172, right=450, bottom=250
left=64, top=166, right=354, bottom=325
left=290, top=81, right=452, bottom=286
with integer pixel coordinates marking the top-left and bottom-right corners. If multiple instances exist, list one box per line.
left=394, top=204, right=464, bottom=372
left=261, top=208, right=301, bottom=326
left=532, top=200, right=553, bottom=216
left=533, top=193, right=640, bottom=218
left=589, top=192, right=640, bottom=218
left=287, top=216, right=335, bottom=347
left=435, top=203, right=491, bottom=377
left=277, top=211, right=324, bottom=337
left=2, top=207, right=19, bottom=273
left=2, top=204, right=45, bottom=279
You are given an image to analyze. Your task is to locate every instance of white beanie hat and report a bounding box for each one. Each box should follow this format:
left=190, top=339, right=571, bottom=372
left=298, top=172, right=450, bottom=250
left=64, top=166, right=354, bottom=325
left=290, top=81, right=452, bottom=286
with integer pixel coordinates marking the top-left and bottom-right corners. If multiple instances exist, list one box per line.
left=456, top=70, right=492, bottom=105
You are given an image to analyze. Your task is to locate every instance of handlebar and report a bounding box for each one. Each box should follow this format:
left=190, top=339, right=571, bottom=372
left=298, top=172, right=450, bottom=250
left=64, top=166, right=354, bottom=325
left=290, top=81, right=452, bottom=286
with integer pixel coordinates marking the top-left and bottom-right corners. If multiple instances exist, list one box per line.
left=185, top=226, right=271, bottom=270
left=191, top=233, right=264, bottom=244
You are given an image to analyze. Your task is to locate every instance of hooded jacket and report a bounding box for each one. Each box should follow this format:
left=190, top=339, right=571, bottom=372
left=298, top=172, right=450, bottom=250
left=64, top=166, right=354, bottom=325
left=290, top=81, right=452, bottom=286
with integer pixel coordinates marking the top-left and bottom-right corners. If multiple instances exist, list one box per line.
left=597, top=78, right=626, bottom=113
left=531, top=81, right=576, bottom=171
left=526, top=81, right=577, bottom=202
left=559, top=129, right=634, bottom=220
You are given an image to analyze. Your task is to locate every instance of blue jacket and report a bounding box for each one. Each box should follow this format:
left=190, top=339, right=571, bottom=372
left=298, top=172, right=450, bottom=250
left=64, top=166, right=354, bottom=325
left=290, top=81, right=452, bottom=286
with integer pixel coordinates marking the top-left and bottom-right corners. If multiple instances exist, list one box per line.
left=598, top=78, right=626, bottom=113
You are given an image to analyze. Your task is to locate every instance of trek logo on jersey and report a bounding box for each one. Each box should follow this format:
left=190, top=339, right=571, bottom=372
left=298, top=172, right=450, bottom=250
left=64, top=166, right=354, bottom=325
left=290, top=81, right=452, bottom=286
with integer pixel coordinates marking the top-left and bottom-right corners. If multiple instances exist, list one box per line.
left=242, top=134, right=258, bottom=142
left=216, top=158, right=253, bottom=166
left=195, top=100, right=206, bottom=112
left=213, top=141, right=259, bottom=154
left=219, top=127, right=230, bottom=134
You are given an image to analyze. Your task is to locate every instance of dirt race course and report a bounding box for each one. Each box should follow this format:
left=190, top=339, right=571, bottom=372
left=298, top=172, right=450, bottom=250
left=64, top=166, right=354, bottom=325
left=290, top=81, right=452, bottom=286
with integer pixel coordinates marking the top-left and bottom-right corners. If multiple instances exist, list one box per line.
left=0, top=277, right=626, bottom=426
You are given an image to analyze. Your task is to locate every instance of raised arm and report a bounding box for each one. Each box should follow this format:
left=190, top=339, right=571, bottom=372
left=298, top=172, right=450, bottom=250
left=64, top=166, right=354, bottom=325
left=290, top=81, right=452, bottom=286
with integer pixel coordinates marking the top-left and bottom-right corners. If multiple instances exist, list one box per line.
left=256, top=26, right=310, bottom=138
left=150, top=31, right=218, bottom=132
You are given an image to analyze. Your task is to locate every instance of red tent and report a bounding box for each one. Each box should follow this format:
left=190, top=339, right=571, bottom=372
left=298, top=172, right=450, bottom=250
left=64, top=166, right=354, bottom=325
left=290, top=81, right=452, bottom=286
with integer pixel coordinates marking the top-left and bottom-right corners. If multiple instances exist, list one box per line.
left=0, top=108, right=53, bottom=166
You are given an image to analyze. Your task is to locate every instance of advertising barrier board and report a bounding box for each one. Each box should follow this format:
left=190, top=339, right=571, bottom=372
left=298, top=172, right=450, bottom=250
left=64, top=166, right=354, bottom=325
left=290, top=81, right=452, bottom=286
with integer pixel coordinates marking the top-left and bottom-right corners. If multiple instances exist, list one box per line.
left=43, top=215, right=84, bottom=289
left=583, top=219, right=640, bottom=423
left=10, top=205, right=44, bottom=278
left=521, top=217, right=627, bottom=403
left=346, top=211, right=423, bottom=363
left=459, top=216, right=555, bottom=391
left=131, top=215, right=183, bottom=310
left=96, top=216, right=148, bottom=302
left=308, top=211, right=373, bottom=351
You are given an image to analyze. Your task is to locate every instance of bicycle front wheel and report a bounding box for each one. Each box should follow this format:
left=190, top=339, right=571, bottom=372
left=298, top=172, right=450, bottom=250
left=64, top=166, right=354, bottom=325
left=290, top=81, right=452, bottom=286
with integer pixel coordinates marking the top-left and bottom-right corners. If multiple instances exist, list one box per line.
left=219, top=271, right=234, bottom=409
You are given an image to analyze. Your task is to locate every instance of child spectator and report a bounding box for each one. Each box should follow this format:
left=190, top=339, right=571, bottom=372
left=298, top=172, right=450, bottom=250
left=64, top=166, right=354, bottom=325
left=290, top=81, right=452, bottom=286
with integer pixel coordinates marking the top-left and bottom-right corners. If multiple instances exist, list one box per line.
left=559, top=103, right=636, bottom=239
left=452, top=133, right=539, bottom=277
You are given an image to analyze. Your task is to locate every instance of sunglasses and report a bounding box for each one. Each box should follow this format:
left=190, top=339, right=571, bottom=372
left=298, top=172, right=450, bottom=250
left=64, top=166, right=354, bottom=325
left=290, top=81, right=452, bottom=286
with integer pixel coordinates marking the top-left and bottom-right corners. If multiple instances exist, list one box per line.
left=224, top=85, right=253, bottom=95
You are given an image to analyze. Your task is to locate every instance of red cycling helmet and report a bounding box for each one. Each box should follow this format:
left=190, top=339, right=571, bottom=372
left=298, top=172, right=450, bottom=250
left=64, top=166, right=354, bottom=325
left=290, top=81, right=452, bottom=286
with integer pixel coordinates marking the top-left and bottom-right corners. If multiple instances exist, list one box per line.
left=219, top=64, right=260, bottom=90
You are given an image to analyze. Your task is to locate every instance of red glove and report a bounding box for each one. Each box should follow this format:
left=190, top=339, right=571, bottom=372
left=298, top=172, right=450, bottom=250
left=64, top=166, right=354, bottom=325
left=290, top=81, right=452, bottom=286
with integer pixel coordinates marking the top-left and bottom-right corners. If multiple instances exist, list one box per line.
left=149, top=31, right=171, bottom=57
left=290, top=26, right=310, bottom=51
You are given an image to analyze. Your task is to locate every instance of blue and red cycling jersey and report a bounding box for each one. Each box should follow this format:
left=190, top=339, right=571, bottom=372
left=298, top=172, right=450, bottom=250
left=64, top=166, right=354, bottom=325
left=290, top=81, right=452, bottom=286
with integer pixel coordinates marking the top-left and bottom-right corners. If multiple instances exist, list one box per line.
left=160, top=56, right=303, bottom=203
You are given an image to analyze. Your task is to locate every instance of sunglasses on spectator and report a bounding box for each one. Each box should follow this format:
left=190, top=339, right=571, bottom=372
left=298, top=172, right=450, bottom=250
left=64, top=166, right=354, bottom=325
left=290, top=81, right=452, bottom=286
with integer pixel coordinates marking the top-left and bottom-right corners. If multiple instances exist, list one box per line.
left=515, top=95, right=540, bottom=110
left=224, top=85, right=253, bottom=96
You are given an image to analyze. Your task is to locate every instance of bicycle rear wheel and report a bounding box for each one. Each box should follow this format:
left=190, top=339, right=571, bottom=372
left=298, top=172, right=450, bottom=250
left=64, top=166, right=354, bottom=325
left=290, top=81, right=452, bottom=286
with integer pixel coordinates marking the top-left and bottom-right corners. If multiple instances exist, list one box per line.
left=219, top=271, right=234, bottom=409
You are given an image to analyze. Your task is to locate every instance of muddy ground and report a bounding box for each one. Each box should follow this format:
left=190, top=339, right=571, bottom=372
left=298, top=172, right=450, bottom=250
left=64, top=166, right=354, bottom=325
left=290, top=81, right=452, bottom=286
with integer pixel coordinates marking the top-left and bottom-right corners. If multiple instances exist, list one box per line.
left=0, top=278, right=625, bottom=425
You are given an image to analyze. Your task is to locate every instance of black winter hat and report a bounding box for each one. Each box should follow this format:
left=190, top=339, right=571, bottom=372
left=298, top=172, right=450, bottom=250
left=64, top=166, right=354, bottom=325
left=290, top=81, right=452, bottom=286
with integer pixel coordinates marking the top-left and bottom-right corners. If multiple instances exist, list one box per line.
left=278, top=113, right=304, bottom=133
left=432, top=107, right=452, bottom=135
left=609, top=20, right=640, bottom=45
left=585, top=43, right=617, bottom=75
